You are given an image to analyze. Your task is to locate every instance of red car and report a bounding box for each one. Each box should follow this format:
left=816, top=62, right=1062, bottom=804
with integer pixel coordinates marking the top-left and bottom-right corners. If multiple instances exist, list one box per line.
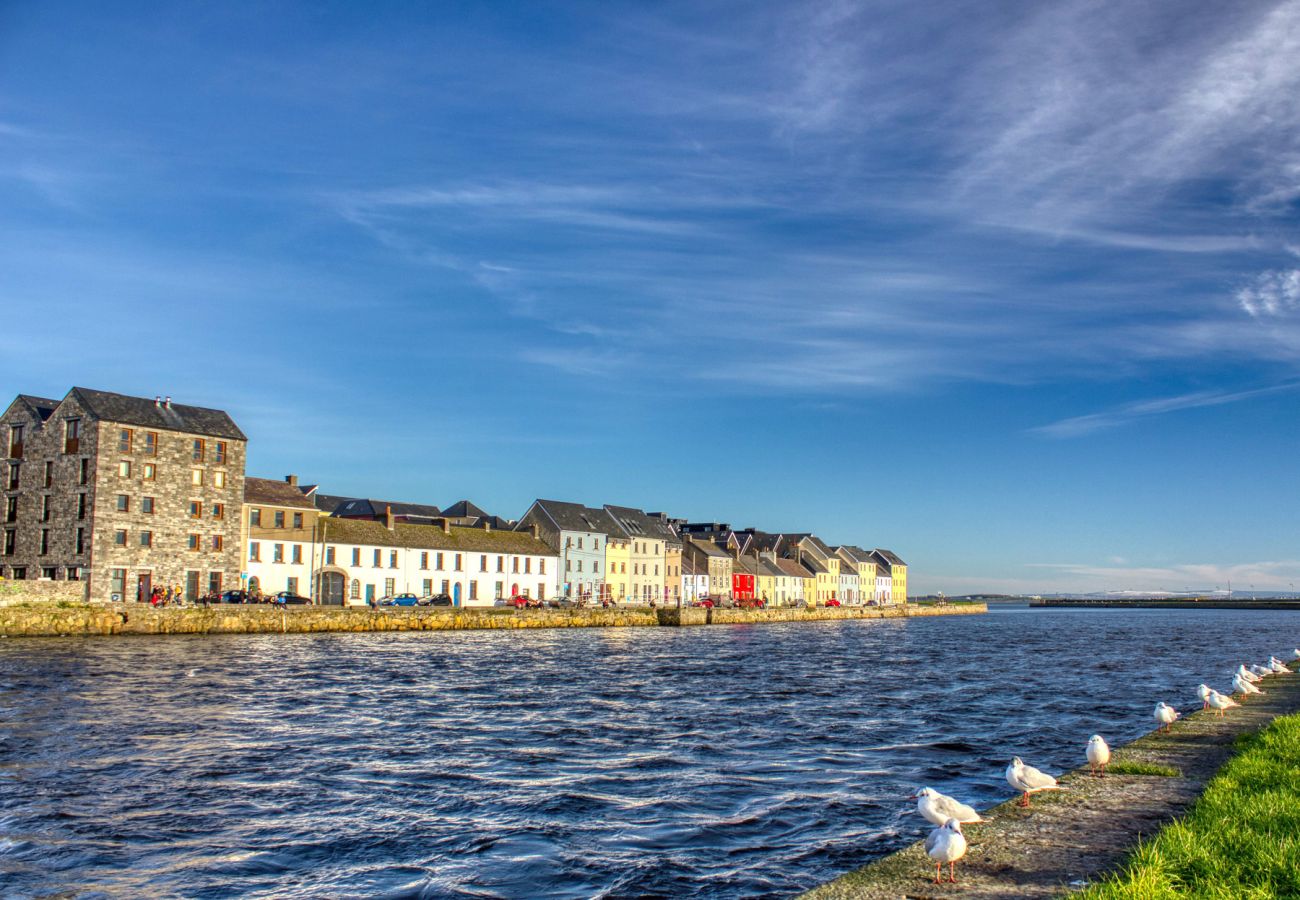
left=735, top=597, right=765, bottom=609
left=691, top=598, right=715, bottom=608
left=825, top=598, right=841, bottom=607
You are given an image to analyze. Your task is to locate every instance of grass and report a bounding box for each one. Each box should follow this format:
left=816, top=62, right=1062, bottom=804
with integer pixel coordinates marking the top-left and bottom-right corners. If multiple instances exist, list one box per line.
left=1105, top=760, right=1182, bottom=777
left=1077, top=712, right=1300, bottom=899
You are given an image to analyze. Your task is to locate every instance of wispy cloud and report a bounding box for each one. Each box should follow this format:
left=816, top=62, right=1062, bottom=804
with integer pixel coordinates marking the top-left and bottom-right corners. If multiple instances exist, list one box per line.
left=1031, top=381, right=1300, bottom=438
left=1238, top=269, right=1300, bottom=317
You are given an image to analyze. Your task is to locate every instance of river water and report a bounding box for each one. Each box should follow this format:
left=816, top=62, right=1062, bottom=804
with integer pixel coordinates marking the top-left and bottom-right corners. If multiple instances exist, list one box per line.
left=1, top=605, right=1297, bottom=898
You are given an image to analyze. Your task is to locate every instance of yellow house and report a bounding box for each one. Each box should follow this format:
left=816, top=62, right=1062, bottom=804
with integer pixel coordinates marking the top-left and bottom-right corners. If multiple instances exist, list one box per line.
left=604, top=532, right=630, bottom=603
left=755, top=556, right=777, bottom=604
left=664, top=543, right=682, bottom=604
left=790, top=535, right=840, bottom=604
left=869, top=549, right=908, bottom=604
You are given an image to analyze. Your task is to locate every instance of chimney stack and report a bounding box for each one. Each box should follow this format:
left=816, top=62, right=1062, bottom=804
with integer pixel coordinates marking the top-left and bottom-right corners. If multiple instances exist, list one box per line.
left=285, top=474, right=298, bottom=487
left=163, top=396, right=171, bottom=409
left=154, top=396, right=161, bottom=407
left=529, top=523, right=539, bottom=539
left=441, top=517, right=451, bottom=534
left=385, top=505, right=395, bottom=531
left=481, top=519, right=492, bottom=533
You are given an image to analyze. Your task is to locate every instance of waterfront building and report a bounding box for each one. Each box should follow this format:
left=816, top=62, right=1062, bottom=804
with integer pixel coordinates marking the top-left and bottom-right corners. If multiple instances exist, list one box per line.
left=681, top=554, right=708, bottom=603
left=1, top=388, right=246, bottom=603
left=243, top=475, right=320, bottom=596
left=755, top=555, right=777, bottom=604
left=515, top=499, right=616, bottom=600
left=731, top=553, right=758, bottom=600
left=439, top=499, right=515, bottom=530
left=771, top=557, right=810, bottom=606
left=318, top=516, right=555, bottom=605
left=330, top=496, right=443, bottom=525
left=605, top=504, right=681, bottom=604
left=603, top=527, right=631, bottom=602
left=837, top=558, right=861, bottom=604
left=682, top=535, right=733, bottom=600
left=836, top=546, right=879, bottom=604
left=786, top=535, right=840, bottom=604
left=871, top=549, right=908, bottom=603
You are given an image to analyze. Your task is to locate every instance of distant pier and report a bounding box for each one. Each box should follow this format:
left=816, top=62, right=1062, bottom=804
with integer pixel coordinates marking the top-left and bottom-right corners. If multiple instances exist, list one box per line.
left=1030, top=597, right=1300, bottom=610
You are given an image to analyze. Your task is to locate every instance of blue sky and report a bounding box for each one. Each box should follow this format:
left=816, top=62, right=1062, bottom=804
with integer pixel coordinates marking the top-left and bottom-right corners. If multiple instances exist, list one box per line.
left=3, top=1, right=1299, bottom=594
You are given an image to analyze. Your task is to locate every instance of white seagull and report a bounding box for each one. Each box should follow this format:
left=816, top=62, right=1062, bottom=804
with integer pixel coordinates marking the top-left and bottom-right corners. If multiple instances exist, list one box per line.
left=1154, top=702, right=1179, bottom=733
left=1233, top=673, right=1263, bottom=696
left=1250, top=664, right=1273, bottom=678
left=1197, top=683, right=1213, bottom=709
left=1207, top=690, right=1239, bottom=717
left=925, top=818, right=968, bottom=884
left=1292, top=649, right=1300, bottom=660
left=1006, top=757, right=1063, bottom=807
left=1268, top=657, right=1291, bottom=673
left=1086, top=735, right=1111, bottom=777
left=912, top=787, right=983, bottom=826
left=1237, top=665, right=1262, bottom=683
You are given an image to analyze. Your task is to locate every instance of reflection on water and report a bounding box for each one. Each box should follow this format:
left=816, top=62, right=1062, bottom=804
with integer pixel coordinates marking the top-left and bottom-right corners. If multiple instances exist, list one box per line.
left=1, top=607, right=1297, bottom=898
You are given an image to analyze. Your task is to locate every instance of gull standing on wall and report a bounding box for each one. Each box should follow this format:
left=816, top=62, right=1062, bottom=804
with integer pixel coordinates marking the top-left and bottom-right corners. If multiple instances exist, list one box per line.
left=1006, top=757, right=1063, bottom=807
left=925, top=818, right=967, bottom=884
left=1197, top=683, right=1213, bottom=709
left=1154, top=702, right=1179, bottom=733
left=912, top=787, right=983, bottom=826
left=1238, top=664, right=1262, bottom=683
left=1086, top=735, right=1110, bottom=777
left=1233, top=673, right=1264, bottom=696
left=1207, top=690, right=1239, bottom=717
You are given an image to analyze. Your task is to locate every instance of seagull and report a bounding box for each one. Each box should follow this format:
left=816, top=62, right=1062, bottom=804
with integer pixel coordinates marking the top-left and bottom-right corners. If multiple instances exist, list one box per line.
left=1197, top=683, right=1213, bottom=709
left=1154, top=702, right=1179, bottom=733
left=1268, top=657, right=1291, bottom=673
left=925, top=818, right=968, bottom=884
left=1086, top=735, right=1110, bottom=777
left=1006, top=757, right=1063, bottom=807
left=911, top=787, right=983, bottom=826
left=1250, top=664, right=1273, bottom=678
left=1238, top=665, right=1263, bottom=683
left=1233, top=673, right=1263, bottom=696
left=185, top=668, right=200, bottom=678
left=1292, top=649, right=1300, bottom=660
left=1207, top=690, right=1239, bottom=717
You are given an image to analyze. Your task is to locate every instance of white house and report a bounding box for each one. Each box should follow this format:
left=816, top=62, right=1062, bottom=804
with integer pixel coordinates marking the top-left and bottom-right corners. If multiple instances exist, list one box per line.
left=681, top=554, right=709, bottom=604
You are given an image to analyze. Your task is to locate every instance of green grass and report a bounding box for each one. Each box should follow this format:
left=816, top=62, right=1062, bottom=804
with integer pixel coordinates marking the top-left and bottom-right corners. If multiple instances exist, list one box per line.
left=1106, top=760, right=1182, bottom=777
left=1078, top=713, right=1300, bottom=899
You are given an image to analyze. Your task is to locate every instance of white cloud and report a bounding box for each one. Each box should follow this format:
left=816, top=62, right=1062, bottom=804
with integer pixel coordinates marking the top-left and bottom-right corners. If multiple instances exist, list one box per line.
left=1032, top=382, right=1300, bottom=438
left=1237, top=269, right=1300, bottom=318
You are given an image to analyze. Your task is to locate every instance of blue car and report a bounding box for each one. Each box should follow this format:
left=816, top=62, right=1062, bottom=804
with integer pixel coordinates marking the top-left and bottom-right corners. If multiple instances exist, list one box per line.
left=381, top=593, right=421, bottom=607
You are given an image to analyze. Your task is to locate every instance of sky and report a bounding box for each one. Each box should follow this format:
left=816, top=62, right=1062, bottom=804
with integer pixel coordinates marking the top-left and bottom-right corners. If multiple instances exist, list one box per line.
left=2, top=1, right=1299, bottom=595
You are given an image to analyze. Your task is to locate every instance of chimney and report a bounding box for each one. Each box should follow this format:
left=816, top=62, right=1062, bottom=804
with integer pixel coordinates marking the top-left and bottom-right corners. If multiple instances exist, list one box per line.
left=481, top=519, right=492, bottom=533
left=529, top=523, right=539, bottom=539
left=440, top=517, right=451, bottom=534
left=164, top=396, right=171, bottom=408
left=285, top=474, right=298, bottom=487
left=385, top=505, right=395, bottom=531
left=731, top=546, right=740, bottom=560
left=154, top=396, right=161, bottom=408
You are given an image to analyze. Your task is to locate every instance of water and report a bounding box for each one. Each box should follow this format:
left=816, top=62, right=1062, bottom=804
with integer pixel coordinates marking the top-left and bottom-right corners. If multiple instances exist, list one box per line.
left=1, top=606, right=1297, bottom=898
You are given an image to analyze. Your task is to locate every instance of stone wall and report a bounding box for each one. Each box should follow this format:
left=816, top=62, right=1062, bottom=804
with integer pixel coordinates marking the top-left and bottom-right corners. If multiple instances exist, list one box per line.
left=0, top=579, right=86, bottom=605
left=0, top=601, right=984, bottom=637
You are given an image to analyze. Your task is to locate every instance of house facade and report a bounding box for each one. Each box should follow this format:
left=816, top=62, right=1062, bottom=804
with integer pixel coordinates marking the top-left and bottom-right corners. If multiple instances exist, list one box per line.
left=2, top=388, right=246, bottom=603
left=516, top=499, right=615, bottom=600
left=683, top=536, right=733, bottom=600
left=871, top=549, right=908, bottom=603
left=836, top=546, right=879, bottom=604
left=680, top=554, right=708, bottom=603
left=605, top=505, right=680, bottom=604
left=244, top=475, right=320, bottom=597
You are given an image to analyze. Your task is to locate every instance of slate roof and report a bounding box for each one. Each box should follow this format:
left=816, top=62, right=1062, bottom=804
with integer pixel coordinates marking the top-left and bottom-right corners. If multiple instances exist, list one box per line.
left=837, top=545, right=876, bottom=564
left=786, top=534, right=833, bottom=559
left=244, top=477, right=317, bottom=509
left=524, top=499, right=620, bottom=535
left=760, top=559, right=788, bottom=579
left=69, top=387, right=246, bottom=440
left=333, top=498, right=443, bottom=519
left=773, top=558, right=813, bottom=579
left=320, top=517, right=556, bottom=555
left=17, top=395, right=58, bottom=422
left=732, top=555, right=759, bottom=575
left=605, top=504, right=682, bottom=546
left=312, top=493, right=352, bottom=513
left=441, top=499, right=490, bottom=519
left=873, top=548, right=907, bottom=566
left=685, top=537, right=730, bottom=559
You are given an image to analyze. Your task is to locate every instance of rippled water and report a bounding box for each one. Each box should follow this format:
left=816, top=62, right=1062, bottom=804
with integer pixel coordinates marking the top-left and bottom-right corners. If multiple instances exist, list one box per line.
left=1, top=606, right=1297, bottom=898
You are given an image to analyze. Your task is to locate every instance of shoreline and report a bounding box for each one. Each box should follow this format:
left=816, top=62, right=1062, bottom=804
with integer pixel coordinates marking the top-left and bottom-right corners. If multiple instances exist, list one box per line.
left=0, top=601, right=985, bottom=638
left=800, top=660, right=1300, bottom=899
left=1030, top=598, right=1300, bottom=610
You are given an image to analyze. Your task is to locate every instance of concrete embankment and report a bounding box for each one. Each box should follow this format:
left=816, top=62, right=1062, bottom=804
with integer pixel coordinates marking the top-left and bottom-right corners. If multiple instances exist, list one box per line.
left=1032, top=598, right=1300, bottom=610
left=0, top=601, right=984, bottom=637
left=801, top=661, right=1300, bottom=900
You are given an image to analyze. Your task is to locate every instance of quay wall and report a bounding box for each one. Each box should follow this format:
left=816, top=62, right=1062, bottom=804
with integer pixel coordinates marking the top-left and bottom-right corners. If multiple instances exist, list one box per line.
left=0, top=601, right=985, bottom=638
left=1031, top=598, right=1300, bottom=610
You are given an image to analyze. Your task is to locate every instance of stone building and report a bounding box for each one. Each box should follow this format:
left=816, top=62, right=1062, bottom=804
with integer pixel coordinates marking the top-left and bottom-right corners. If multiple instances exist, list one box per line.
left=1, top=387, right=246, bottom=602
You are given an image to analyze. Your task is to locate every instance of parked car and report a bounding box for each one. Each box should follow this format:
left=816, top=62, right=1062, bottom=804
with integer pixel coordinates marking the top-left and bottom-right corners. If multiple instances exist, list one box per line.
left=272, top=592, right=312, bottom=606
left=380, top=593, right=421, bottom=607
left=426, top=594, right=453, bottom=607
left=219, top=590, right=250, bottom=604
left=825, top=598, right=842, bottom=607
left=735, top=597, right=765, bottom=609
left=690, top=598, right=715, bottom=608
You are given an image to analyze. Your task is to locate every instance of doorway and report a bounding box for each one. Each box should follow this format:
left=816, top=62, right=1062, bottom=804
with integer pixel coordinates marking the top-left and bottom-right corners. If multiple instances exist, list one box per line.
left=137, top=572, right=152, bottom=604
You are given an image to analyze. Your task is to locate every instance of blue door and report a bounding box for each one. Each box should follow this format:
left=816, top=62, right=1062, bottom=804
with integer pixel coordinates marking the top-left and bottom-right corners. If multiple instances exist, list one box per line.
left=453, top=583, right=461, bottom=606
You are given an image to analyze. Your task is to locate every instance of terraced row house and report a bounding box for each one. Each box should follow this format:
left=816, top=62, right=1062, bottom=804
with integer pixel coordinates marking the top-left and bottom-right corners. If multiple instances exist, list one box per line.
left=2, top=387, right=908, bottom=606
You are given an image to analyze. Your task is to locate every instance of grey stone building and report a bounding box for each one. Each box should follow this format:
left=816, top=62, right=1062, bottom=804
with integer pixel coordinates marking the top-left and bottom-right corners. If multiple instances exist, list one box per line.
left=1, top=387, right=246, bottom=602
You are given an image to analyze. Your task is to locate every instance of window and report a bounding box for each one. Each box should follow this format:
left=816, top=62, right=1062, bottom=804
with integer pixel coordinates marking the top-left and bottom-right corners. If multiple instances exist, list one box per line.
left=454, top=553, right=462, bottom=571
left=189, top=501, right=201, bottom=518
left=326, top=547, right=335, bottom=565
left=4, top=497, right=15, bottom=522
left=192, top=439, right=205, bottom=461
left=119, top=429, right=132, bottom=453
left=67, top=566, right=80, bottom=581
left=9, top=566, right=24, bottom=579
left=525, top=558, right=531, bottom=574
left=118, top=461, right=131, bottom=477
left=114, top=530, right=127, bottom=546
left=44, top=460, right=53, bottom=487
left=496, top=555, right=504, bottom=572
left=39, top=529, right=49, bottom=555
left=480, top=554, right=488, bottom=572
left=495, top=581, right=504, bottom=599
left=75, top=528, right=84, bottom=555
left=188, top=534, right=200, bottom=551
left=436, top=552, right=444, bottom=569
left=351, top=580, right=360, bottom=599
left=273, top=544, right=284, bottom=563
left=213, top=535, right=224, bottom=552
left=470, top=581, right=478, bottom=601
left=209, top=571, right=223, bottom=594
left=140, top=531, right=152, bottom=548
left=566, top=559, right=571, bottom=572
left=143, top=463, right=155, bottom=481
left=7, top=462, right=19, bottom=490
left=213, top=472, right=225, bottom=489
left=111, top=568, right=126, bottom=598
left=384, top=577, right=395, bottom=596
left=655, top=564, right=659, bottom=576
left=577, top=560, right=583, bottom=572
left=212, top=503, right=224, bottom=519
left=64, top=418, right=80, bottom=453
left=389, top=550, right=398, bottom=568
left=610, top=561, right=616, bottom=573
left=292, top=545, right=302, bottom=564
left=78, top=458, right=88, bottom=484
left=577, top=537, right=583, bottom=549
left=288, top=512, right=301, bottom=528
left=352, top=548, right=360, bottom=566
left=191, top=469, right=202, bottom=486
left=593, top=539, right=599, bottom=551
left=423, top=578, right=432, bottom=595
left=512, top=557, right=520, bottom=573
left=420, top=552, right=428, bottom=569
left=215, top=441, right=226, bottom=464
left=441, top=579, right=449, bottom=595
left=286, top=576, right=298, bottom=594
left=116, top=494, right=130, bottom=512
left=274, top=511, right=285, bottom=528
left=373, top=549, right=381, bottom=567
left=539, top=559, right=546, bottom=575
left=185, top=571, right=199, bottom=601
left=144, top=432, right=157, bottom=455
left=141, top=497, right=154, bottom=514
left=7, top=424, right=22, bottom=457
left=249, top=542, right=260, bottom=562
left=538, top=585, right=545, bottom=601
left=250, top=508, right=261, bottom=527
